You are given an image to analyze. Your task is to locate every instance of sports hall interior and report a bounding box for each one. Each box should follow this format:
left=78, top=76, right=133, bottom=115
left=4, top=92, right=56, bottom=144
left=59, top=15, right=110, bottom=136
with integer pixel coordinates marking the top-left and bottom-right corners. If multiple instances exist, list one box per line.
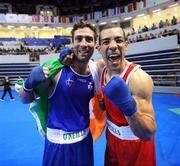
left=0, top=0, right=180, bottom=165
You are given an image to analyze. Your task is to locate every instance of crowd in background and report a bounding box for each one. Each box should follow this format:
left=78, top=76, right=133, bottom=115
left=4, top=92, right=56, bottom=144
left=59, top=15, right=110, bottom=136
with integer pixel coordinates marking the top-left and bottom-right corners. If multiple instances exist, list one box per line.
left=127, top=16, right=180, bottom=44
left=0, top=16, right=180, bottom=61
left=0, top=46, right=62, bottom=61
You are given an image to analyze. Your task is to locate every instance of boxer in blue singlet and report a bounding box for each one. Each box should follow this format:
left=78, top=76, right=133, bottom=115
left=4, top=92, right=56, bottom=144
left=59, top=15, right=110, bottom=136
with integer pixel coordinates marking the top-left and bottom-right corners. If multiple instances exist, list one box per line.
left=19, top=21, right=99, bottom=166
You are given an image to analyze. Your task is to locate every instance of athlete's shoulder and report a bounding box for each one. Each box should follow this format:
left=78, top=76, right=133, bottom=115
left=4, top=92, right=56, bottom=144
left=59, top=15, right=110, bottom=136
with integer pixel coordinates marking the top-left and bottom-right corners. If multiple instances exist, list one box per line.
left=129, top=68, right=153, bottom=96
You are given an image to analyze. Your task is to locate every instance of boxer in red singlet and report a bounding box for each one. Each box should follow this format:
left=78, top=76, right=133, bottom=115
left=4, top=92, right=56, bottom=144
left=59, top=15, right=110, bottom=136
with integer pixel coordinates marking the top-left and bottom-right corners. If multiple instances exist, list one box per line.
left=98, top=24, right=156, bottom=166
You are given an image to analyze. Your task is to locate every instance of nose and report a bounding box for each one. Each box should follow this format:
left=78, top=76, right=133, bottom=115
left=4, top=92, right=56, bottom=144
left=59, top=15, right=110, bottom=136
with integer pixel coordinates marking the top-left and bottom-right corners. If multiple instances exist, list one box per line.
left=80, top=38, right=88, bottom=46
left=109, top=40, right=118, bottom=51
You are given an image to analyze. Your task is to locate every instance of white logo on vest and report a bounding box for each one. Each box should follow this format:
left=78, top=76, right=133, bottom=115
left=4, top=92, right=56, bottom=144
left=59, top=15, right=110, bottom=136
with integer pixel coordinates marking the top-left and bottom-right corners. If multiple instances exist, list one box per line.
left=88, top=82, right=93, bottom=90
left=66, top=78, right=74, bottom=87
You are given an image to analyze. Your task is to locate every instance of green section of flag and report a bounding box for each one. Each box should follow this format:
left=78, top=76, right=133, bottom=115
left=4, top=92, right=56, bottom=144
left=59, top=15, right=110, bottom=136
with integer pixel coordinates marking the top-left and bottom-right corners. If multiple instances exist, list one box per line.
left=169, top=108, right=180, bottom=115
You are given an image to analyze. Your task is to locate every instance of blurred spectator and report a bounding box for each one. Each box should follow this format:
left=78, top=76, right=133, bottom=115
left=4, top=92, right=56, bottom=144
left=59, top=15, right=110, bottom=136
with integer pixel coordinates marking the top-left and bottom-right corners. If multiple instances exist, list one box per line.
left=158, top=31, right=163, bottom=38
left=149, top=33, right=157, bottom=39
left=165, top=19, right=170, bottom=27
left=128, top=38, right=133, bottom=43
left=127, top=32, right=131, bottom=37
left=159, top=20, right=164, bottom=28
left=144, top=34, right=150, bottom=40
left=131, top=27, right=136, bottom=35
left=138, top=35, right=144, bottom=42
left=0, top=76, right=14, bottom=101
left=162, top=29, right=168, bottom=37
left=151, top=23, right=158, bottom=30
left=138, top=26, right=142, bottom=33
left=171, top=16, right=177, bottom=25
left=142, top=25, right=149, bottom=32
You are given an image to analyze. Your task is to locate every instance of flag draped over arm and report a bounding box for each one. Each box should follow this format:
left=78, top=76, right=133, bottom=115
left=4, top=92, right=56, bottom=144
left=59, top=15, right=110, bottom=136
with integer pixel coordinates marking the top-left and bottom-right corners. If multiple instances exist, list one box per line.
left=15, top=58, right=106, bottom=141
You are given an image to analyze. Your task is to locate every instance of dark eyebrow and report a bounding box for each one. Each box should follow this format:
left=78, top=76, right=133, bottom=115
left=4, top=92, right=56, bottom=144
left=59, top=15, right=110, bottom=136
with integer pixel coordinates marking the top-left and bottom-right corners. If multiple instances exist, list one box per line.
left=75, top=35, right=93, bottom=38
left=101, top=36, right=124, bottom=41
left=100, top=37, right=110, bottom=42
left=74, top=35, right=83, bottom=38
left=114, top=36, right=124, bottom=40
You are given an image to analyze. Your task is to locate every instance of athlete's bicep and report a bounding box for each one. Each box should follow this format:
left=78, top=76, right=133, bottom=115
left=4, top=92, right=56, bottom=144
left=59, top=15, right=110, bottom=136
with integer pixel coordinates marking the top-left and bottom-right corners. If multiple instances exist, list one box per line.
left=129, top=69, right=154, bottom=115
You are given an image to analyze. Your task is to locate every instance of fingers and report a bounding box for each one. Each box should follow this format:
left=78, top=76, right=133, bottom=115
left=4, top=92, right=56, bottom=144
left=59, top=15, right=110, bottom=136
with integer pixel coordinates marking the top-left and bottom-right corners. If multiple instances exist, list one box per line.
left=63, top=53, right=74, bottom=66
left=43, top=65, right=51, bottom=78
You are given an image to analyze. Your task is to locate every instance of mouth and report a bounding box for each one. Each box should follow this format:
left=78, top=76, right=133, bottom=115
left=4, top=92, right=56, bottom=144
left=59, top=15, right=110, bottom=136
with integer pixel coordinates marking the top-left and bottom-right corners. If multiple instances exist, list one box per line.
left=107, top=54, right=121, bottom=62
left=78, top=49, right=89, bottom=54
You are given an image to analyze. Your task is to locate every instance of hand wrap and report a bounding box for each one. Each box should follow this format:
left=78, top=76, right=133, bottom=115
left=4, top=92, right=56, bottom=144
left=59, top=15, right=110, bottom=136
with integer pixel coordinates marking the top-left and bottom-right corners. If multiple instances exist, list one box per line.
left=23, top=66, right=46, bottom=92
left=103, top=76, right=137, bottom=116
left=59, top=48, right=73, bottom=62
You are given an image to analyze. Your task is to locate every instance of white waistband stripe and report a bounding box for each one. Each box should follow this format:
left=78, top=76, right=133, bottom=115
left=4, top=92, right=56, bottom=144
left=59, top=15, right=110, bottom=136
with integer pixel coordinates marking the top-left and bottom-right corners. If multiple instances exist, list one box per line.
left=107, top=119, right=139, bottom=140
left=47, top=127, right=89, bottom=144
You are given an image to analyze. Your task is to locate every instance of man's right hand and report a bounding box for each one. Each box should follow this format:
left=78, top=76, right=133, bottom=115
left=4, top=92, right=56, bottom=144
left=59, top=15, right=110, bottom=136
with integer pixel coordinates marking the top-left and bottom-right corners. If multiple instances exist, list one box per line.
left=59, top=48, right=74, bottom=66
left=23, top=66, right=47, bottom=92
left=103, top=76, right=137, bottom=117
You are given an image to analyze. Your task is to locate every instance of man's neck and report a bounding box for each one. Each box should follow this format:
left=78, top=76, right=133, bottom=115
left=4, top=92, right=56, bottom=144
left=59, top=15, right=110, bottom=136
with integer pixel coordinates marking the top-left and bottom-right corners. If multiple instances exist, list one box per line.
left=106, top=60, right=128, bottom=81
left=71, top=61, right=90, bottom=75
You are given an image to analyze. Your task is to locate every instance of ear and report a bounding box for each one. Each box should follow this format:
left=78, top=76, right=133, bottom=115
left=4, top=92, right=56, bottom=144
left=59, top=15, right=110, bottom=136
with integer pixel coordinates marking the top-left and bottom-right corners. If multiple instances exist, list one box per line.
left=95, top=44, right=101, bottom=52
left=123, top=41, right=128, bottom=52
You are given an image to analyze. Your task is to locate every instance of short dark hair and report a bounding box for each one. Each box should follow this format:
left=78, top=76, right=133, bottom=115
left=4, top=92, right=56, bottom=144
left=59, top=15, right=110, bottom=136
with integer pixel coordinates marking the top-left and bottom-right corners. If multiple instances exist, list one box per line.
left=71, top=21, right=98, bottom=42
left=99, top=23, right=126, bottom=44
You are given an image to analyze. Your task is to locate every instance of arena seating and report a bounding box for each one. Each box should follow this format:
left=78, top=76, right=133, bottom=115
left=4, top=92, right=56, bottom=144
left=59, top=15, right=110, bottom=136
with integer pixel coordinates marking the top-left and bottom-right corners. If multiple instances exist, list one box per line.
left=126, top=48, right=180, bottom=93
left=0, top=62, right=39, bottom=88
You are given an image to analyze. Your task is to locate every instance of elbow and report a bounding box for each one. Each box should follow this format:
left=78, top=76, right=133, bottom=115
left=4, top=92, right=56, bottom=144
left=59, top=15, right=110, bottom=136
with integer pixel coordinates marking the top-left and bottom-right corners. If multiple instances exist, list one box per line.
left=140, top=133, right=154, bottom=141
left=135, top=132, right=154, bottom=141
left=135, top=126, right=156, bottom=141
left=20, top=96, right=34, bottom=104
left=140, top=128, right=156, bottom=141
left=21, top=99, right=30, bottom=104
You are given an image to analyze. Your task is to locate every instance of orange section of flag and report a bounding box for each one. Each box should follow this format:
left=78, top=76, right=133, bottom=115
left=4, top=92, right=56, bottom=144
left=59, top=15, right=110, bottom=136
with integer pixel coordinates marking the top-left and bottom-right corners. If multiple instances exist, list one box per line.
left=90, top=92, right=106, bottom=142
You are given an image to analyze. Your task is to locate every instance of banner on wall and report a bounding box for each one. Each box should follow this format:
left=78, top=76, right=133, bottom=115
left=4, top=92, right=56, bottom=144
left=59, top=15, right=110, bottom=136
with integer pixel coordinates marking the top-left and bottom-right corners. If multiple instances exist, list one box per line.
left=115, top=7, right=121, bottom=15
left=66, top=17, right=69, bottom=23
left=128, top=3, right=134, bottom=12
left=90, top=12, right=94, bottom=20
left=102, top=9, right=108, bottom=17
left=54, top=16, right=59, bottom=23
left=32, top=15, right=40, bottom=23
left=50, top=16, right=55, bottom=23
left=73, top=16, right=78, bottom=23
left=139, top=1, right=144, bottom=10
left=18, top=14, right=30, bottom=23
left=135, top=2, right=140, bottom=10
left=6, top=14, right=18, bottom=23
left=144, top=0, right=147, bottom=7
left=94, top=11, right=101, bottom=20
left=40, top=15, right=44, bottom=23
left=0, top=13, right=6, bottom=23
left=60, top=16, right=66, bottom=23
left=69, top=17, right=73, bottom=23
left=44, top=16, right=49, bottom=23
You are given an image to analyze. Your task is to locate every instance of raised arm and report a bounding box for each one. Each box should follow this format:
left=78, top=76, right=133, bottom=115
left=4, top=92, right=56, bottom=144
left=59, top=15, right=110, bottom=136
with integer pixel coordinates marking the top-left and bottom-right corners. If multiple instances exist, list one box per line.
left=103, top=68, right=156, bottom=141
left=19, top=66, right=51, bottom=104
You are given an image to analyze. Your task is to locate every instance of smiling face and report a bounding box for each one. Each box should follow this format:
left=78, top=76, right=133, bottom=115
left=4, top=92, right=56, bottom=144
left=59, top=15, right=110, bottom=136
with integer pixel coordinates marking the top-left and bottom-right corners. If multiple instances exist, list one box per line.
left=72, top=27, right=96, bottom=63
left=99, top=27, right=127, bottom=72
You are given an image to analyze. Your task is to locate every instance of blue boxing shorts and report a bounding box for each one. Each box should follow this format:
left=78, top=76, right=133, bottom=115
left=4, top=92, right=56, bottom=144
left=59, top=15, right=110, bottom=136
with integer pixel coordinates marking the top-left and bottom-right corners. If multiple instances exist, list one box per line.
left=42, top=128, right=94, bottom=166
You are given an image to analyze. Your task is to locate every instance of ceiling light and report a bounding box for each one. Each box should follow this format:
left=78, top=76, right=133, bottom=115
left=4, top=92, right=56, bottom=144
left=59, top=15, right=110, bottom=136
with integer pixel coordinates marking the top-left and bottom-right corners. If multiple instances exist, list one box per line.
left=7, top=25, right=14, bottom=29
left=20, top=26, right=26, bottom=29
left=124, top=17, right=132, bottom=20
left=31, top=26, right=38, bottom=29
left=100, top=22, right=107, bottom=25
left=152, top=9, right=161, bottom=13
left=111, top=20, right=118, bottom=23
left=43, top=26, right=49, bottom=29
left=137, top=14, right=145, bottom=17
left=169, top=3, right=178, bottom=8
